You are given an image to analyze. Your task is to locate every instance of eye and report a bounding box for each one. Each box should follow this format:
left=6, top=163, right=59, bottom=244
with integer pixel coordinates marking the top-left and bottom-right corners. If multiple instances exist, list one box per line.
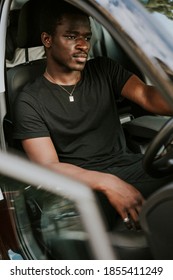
left=65, top=35, right=76, bottom=40
left=85, top=36, right=91, bottom=42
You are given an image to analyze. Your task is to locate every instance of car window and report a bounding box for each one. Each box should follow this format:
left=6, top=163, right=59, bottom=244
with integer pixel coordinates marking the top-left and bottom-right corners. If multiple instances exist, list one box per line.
left=1, top=175, right=93, bottom=260
left=138, top=0, right=173, bottom=81
left=138, top=0, right=173, bottom=33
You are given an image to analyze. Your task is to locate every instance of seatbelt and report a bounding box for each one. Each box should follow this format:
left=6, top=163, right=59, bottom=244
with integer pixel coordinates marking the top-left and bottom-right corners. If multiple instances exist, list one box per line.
left=0, top=92, right=7, bottom=201
left=0, top=93, right=7, bottom=151
left=25, top=48, right=29, bottom=63
left=0, top=129, right=6, bottom=151
left=0, top=93, right=6, bottom=201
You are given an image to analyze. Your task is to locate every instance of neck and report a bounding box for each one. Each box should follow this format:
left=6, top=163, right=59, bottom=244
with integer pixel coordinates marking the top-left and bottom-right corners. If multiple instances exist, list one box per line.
left=44, top=68, right=81, bottom=86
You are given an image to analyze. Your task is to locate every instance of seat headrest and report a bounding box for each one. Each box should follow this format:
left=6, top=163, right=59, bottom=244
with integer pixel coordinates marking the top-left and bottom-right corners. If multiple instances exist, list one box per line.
left=6, top=9, right=20, bottom=60
left=17, top=0, right=42, bottom=48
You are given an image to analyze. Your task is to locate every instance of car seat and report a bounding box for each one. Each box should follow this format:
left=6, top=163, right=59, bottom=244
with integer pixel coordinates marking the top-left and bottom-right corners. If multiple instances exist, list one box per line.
left=5, top=0, right=153, bottom=260
left=140, top=182, right=173, bottom=259
left=6, top=6, right=45, bottom=69
left=5, top=9, right=19, bottom=64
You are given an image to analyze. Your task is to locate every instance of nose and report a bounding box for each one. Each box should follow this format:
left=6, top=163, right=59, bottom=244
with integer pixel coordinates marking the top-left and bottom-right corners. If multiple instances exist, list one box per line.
left=76, top=37, right=90, bottom=51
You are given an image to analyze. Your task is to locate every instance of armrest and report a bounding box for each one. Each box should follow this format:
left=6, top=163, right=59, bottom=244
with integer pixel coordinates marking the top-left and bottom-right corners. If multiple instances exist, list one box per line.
left=123, top=115, right=170, bottom=139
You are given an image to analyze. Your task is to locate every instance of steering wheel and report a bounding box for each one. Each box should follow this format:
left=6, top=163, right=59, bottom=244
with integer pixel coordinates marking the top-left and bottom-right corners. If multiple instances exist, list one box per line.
left=143, top=117, right=173, bottom=178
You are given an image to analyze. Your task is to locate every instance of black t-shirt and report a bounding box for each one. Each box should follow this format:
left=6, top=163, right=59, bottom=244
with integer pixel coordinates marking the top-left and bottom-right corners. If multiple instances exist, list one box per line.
left=13, top=57, right=142, bottom=170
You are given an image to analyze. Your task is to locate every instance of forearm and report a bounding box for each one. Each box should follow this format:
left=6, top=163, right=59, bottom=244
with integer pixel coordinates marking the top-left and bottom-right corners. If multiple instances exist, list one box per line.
left=22, top=137, right=112, bottom=192
left=122, top=75, right=173, bottom=116
left=144, top=85, right=173, bottom=116
left=46, top=161, right=108, bottom=192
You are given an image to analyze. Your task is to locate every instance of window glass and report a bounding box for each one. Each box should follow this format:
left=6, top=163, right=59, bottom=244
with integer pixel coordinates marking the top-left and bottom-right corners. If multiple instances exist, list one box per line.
left=138, top=0, right=173, bottom=31
left=1, top=176, right=92, bottom=260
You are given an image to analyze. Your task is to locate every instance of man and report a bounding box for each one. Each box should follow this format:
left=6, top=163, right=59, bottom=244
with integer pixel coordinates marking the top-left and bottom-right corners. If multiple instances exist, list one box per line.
left=13, top=0, right=173, bottom=230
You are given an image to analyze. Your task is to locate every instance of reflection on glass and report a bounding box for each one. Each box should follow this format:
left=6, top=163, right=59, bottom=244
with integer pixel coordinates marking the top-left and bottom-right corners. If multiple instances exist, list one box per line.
left=24, top=186, right=92, bottom=259
left=1, top=177, right=92, bottom=260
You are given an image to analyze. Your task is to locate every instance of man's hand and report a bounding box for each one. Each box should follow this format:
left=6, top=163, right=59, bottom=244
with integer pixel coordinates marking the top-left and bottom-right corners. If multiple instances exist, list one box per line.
left=98, top=173, right=145, bottom=226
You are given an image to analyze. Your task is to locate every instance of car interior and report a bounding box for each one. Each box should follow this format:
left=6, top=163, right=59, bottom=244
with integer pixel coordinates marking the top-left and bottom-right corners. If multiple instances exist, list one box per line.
left=1, top=0, right=173, bottom=260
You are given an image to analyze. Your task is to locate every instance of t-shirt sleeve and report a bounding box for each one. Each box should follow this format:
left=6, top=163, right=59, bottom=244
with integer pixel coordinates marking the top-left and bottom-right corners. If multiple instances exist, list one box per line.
left=13, top=91, right=50, bottom=140
left=112, top=61, right=133, bottom=98
left=98, top=57, right=133, bottom=100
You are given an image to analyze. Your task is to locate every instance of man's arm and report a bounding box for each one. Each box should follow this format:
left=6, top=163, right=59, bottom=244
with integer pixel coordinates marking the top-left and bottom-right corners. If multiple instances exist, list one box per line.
left=122, top=74, right=173, bottom=115
left=22, top=137, right=144, bottom=223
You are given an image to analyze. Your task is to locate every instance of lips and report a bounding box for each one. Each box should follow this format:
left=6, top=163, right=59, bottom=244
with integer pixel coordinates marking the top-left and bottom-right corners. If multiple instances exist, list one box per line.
left=73, top=53, right=88, bottom=58
left=73, top=53, right=88, bottom=62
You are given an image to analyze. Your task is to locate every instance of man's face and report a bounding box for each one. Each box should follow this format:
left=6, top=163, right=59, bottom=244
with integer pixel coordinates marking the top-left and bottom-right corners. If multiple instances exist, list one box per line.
left=47, top=13, right=92, bottom=72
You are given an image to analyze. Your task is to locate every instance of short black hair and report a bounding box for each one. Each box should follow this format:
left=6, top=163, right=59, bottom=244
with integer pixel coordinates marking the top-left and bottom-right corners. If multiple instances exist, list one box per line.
left=40, top=0, right=89, bottom=35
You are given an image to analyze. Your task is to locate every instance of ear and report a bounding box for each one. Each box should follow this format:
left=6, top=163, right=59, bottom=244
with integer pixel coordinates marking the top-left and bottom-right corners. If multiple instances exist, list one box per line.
left=41, top=32, right=52, bottom=48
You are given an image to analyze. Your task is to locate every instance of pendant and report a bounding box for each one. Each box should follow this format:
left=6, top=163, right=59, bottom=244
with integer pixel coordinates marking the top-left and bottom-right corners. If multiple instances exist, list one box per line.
left=69, top=95, right=74, bottom=102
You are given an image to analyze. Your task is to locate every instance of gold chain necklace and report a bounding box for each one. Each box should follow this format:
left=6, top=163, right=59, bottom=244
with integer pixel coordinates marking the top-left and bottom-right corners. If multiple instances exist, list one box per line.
left=45, top=69, right=78, bottom=102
